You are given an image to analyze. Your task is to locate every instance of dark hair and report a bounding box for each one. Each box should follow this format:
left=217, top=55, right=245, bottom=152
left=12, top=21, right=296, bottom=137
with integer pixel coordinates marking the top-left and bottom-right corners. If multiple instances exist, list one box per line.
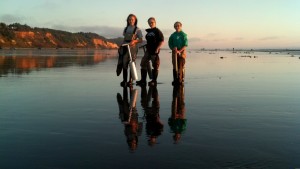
left=126, top=14, right=138, bottom=26
left=174, top=21, right=182, bottom=27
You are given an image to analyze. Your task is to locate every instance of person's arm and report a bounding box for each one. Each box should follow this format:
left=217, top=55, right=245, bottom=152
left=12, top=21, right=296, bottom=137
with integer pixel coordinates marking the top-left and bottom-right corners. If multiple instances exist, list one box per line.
left=155, top=41, right=164, bottom=54
left=130, top=28, right=143, bottom=46
left=178, top=46, right=186, bottom=53
left=155, top=29, right=164, bottom=53
left=130, top=38, right=143, bottom=46
left=168, top=35, right=174, bottom=50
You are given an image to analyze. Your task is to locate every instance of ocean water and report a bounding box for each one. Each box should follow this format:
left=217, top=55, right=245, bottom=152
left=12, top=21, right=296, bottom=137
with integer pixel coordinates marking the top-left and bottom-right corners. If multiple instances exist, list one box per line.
left=1, top=49, right=300, bottom=169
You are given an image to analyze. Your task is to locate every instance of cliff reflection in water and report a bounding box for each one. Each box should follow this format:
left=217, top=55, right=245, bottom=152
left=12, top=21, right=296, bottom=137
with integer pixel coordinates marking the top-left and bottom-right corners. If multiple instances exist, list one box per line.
left=0, top=49, right=117, bottom=76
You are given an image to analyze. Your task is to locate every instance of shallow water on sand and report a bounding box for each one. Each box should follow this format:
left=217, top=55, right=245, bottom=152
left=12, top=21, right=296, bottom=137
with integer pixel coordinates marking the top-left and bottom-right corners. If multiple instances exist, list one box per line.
left=1, top=49, right=300, bottom=169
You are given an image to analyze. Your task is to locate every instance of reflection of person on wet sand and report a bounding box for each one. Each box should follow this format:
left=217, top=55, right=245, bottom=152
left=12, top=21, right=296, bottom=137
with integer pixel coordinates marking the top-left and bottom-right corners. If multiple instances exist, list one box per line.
left=116, top=87, right=142, bottom=151
left=142, top=86, right=163, bottom=146
left=168, top=85, right=186, bottom=144
left=124, top=110, right=142, bottom=151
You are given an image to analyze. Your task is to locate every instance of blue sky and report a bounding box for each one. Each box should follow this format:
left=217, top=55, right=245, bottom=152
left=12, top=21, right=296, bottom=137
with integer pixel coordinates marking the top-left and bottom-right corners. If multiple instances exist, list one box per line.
left=1, top=0, right=300, bottom=49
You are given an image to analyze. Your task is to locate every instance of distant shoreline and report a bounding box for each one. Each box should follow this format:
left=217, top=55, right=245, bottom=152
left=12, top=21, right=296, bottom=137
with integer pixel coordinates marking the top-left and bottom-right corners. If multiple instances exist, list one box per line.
left=1, top=47, right=299, bottom=53
left=0, top=47, right=118, bottom=50
left=161, top=48, right=300, bottom=52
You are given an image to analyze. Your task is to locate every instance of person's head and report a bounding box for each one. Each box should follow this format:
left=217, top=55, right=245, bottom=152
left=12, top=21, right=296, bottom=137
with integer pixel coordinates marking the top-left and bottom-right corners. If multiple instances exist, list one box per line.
left=148, top=17, right=156, bottom=28
left=126, top=14, right=138, bottom=26
left=174, top=21, right=182, bottom=32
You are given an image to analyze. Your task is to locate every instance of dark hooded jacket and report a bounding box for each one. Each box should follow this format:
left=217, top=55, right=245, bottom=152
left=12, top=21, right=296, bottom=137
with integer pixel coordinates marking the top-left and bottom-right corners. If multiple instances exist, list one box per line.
left=145, top=27, right=164, bottom=55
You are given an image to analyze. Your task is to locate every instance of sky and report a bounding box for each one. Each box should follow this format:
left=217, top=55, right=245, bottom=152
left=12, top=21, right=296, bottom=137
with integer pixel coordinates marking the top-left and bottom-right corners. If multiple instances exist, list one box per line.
left=1, top=0, right=300, bottom=49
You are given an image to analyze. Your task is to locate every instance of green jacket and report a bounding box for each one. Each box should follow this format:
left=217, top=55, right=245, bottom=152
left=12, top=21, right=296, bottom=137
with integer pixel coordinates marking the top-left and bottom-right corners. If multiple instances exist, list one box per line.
left=168, top=31, right=188, bottom=50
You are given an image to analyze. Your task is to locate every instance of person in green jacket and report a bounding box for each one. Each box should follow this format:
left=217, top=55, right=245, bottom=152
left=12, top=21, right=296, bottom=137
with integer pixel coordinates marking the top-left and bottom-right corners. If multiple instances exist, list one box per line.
left=168, top=21, right=188, bottom=85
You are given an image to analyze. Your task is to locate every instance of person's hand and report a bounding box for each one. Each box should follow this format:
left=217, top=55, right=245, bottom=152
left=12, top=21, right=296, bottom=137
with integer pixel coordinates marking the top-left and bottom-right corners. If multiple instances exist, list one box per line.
left=177, top=48, right=183, bottom=54
left=129, top=41, right=135, bottom=47
left=172, top=47, right=177, bottom=54
left=155, top=48, right=159, bottom=54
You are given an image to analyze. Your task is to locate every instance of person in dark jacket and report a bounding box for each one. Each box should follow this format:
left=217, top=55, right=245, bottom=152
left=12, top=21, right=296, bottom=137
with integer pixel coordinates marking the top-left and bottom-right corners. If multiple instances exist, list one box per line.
left=136, top=17, right=164, bottom=86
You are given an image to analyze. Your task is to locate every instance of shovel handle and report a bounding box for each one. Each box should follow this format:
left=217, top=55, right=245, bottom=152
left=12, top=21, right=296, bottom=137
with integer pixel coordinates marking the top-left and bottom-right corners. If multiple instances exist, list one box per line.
left=121, top=43, right=133, bottom=61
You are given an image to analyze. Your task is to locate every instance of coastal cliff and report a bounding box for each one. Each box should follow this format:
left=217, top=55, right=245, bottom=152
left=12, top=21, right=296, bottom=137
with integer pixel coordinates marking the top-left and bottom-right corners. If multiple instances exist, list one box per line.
left=0, top=23, right=118, bottom=49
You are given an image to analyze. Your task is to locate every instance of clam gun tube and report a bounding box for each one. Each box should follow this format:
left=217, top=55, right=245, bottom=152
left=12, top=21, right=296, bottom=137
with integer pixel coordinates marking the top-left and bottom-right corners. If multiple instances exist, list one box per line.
left=130, top=89, right=138, bottom=109
left=124, top=89, right=138, bottom=124
left=122, top=43, right=138, bottom=80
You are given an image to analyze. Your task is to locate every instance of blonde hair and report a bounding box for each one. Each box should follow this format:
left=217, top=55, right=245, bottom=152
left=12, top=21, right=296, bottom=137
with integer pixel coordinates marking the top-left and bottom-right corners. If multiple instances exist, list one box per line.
left=148, top=17, right=156, bottom=22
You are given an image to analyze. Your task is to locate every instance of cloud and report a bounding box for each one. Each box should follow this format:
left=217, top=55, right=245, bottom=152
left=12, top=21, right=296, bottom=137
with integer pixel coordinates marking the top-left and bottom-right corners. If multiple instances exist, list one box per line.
left=234, top=37, right=244, bottom=40
left=205, top=33, right=217, bottom=37
left=259, top=36, right=279, bottom=41
left=31, top=0, right=66, bottom=11
left=36, top=1, right=59, bottom=10
left=189, top=37, right=202, bottom=42
left=51, top=25, right=124, bottom=38
left=161, top=28, right=174, bottom=37
left=51, top=25, right=176, bottom=39
left=213, top=38, right=227, bottom=42
left=0, top=14, right=25, bottom=23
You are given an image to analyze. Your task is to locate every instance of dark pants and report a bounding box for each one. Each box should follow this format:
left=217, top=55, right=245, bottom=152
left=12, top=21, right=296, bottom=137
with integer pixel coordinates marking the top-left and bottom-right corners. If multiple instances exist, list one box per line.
left=140, top=51, right=160, bottom=70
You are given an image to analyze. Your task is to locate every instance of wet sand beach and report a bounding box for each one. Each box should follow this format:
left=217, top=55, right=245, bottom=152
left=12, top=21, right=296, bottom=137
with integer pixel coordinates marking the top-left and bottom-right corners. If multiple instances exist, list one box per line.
left=1, top=49, right=300, bottom=169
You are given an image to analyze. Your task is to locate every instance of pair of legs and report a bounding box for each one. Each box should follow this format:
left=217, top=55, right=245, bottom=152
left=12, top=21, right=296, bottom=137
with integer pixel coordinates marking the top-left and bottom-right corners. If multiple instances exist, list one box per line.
left=136, top=51, right=160, bottom=86
left=172, top=51, right=185, bottom=85
left=121, top=46, right=138, bottom=87
left=121, top=67, right=135, bottom=87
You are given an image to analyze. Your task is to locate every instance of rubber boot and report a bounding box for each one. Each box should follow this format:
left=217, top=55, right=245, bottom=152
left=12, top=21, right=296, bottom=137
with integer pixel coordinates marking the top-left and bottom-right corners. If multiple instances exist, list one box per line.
left=136, top=69, right=147, bottom=86
left=149, top=69, right=158, bottom=86
left=120, top=69, right=128, bottom=87
left=151, top=85, right=158, bottom=102
left=172, top=69, right=179, bottom=86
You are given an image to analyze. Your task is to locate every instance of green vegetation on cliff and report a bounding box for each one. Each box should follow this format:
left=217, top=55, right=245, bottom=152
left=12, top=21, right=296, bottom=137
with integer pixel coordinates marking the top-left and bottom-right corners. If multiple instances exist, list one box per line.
left=0, top=22, right=118, bottom=49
